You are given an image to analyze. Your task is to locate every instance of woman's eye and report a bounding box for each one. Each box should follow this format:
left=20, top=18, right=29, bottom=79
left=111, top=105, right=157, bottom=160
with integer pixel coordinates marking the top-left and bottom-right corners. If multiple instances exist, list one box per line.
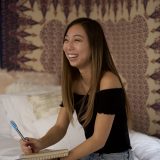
left=75, top=39, right=81, bottom=42
left=64, top=38, right=68, bottom=42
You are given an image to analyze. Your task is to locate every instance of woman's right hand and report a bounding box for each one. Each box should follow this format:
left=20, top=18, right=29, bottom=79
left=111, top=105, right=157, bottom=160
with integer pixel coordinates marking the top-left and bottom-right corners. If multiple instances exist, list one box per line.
left=20, top=137, right=42, bottom=155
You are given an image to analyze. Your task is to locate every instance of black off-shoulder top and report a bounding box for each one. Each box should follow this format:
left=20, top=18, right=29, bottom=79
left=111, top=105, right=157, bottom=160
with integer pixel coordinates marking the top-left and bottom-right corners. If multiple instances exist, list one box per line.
left=61, top=88, right=131, bottom=154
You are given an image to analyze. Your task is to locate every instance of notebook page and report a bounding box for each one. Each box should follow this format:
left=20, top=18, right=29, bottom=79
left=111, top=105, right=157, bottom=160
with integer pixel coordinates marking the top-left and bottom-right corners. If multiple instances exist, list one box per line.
left=19, top=149, right=68, bottom=160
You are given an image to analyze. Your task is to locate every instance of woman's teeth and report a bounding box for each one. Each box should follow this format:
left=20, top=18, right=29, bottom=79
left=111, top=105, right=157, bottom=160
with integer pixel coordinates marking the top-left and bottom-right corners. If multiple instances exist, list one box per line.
left=68, top=54, right=77, bottom=58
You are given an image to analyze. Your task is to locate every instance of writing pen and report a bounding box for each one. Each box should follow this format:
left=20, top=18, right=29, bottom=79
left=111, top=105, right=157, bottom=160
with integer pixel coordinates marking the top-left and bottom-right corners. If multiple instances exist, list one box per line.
left=10, top=120, right=34, bottom=154
left=10, top=120, right=26, bottom=141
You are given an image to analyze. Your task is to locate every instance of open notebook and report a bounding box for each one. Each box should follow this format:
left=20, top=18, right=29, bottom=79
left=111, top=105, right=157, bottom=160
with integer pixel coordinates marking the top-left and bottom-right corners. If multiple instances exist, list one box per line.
left=18, top=149, right=69, bottom=160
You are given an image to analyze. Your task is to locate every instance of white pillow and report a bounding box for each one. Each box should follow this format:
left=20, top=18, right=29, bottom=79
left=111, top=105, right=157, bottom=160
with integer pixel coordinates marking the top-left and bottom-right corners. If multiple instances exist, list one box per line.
left=1, top=94, right=38, bottom=139
left=1, top=86, right=62, bottom=140
left=0, top=97, right=11, bottom=137
left=130, top=130, right=160, bottom=160
left=27, top=87, right=61, bottom=120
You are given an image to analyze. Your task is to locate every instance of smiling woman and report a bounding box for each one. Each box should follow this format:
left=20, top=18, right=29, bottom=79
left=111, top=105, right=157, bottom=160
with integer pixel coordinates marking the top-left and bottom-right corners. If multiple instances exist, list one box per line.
left=19, top=18, right=134, bottom=160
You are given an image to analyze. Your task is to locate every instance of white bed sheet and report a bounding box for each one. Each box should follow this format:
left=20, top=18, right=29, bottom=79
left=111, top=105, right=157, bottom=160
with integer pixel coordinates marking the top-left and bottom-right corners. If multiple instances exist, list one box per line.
left=0, top=135, right=21, bottom=160
left=129, top=130, right=160, bottom=160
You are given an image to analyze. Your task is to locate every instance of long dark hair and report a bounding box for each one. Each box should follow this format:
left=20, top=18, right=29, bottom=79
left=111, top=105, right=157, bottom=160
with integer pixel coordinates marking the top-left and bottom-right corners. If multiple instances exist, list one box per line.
left=61, top=17, right=130, bottom=127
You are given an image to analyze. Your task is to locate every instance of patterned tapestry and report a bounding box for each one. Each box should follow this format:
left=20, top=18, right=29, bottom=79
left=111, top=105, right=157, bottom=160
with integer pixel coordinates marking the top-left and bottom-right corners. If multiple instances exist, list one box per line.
left=1, top=0, right=160, bottom=138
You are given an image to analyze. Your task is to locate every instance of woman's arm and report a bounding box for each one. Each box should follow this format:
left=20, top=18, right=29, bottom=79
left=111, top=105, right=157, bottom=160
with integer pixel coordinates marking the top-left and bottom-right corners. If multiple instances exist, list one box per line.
left=38, top=107, right=70, bottom=150
left=20, top=107, right=70, bottom=154
left=63, top=113, right=114, bottom=160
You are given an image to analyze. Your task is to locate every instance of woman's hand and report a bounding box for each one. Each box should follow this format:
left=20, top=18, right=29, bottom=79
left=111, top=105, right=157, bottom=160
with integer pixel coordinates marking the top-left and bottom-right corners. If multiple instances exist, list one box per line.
left=20, top=137, right=42, bottom=154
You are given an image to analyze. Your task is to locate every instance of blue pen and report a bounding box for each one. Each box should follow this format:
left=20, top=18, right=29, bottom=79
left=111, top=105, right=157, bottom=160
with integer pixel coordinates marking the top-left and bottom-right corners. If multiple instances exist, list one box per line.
left=10, top=120, right=26, bottom=141
left=10, top=120, right=34, bottom=153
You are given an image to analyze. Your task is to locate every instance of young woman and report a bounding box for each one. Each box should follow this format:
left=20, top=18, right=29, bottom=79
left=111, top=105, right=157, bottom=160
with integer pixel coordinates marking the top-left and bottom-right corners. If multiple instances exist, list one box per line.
left=20, top=18, right=133, bottom=160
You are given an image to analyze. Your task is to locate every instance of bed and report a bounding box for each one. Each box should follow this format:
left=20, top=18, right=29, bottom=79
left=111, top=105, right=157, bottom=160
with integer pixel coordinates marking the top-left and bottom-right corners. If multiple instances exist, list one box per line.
left=0, top=70, right=160, bottom=160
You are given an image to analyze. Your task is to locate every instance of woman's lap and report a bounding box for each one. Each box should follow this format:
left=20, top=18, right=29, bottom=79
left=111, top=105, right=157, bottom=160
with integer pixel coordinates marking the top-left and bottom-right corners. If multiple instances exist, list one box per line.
left=81, top=150, right=134, bottom=160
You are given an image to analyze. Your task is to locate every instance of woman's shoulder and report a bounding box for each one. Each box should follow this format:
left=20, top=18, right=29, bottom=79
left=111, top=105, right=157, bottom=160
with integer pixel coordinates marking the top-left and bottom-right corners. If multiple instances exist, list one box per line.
left=100, top=71, right=122, bottom=90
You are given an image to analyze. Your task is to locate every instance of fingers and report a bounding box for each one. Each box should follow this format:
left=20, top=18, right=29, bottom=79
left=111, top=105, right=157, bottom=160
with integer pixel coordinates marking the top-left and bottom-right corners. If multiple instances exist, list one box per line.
left=19, top=138, right=34, bottom=154
left=24, top=145, right=33, bottom=155
left=19, top=137, right=42, bottom=155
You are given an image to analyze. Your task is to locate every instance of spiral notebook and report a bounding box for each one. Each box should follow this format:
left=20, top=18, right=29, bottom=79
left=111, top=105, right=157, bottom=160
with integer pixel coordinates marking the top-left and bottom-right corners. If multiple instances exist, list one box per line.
left=19, top=149, right=69, bottom=160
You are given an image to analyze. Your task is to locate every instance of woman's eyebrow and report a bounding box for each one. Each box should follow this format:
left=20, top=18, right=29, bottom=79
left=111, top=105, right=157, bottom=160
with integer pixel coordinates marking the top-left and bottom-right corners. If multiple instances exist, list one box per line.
left=74, top=34, right=84, bottom=38
left=65, top=34, right=84, bottom=38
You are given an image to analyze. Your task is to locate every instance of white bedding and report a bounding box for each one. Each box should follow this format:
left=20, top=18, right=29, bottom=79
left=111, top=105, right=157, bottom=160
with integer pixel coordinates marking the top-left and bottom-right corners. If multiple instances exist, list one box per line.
left=129, top=130, right=160, bottom=160
left=0, top=135, right=21, bottom=160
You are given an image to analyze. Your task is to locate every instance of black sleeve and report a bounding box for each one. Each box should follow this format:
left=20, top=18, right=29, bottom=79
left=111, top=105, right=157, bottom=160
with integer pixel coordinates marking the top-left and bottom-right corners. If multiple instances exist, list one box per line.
left=96, top=88, right=125, bottom=114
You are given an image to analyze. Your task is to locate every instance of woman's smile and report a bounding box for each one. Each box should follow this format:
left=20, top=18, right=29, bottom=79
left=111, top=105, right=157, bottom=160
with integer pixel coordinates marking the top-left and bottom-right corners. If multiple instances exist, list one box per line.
left=68, top=54, right=78, bottom=58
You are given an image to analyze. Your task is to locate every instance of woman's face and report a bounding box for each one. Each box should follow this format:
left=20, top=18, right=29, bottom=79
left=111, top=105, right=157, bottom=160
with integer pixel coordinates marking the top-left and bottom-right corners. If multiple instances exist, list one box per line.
left=63, top=24, right=91, bottom=70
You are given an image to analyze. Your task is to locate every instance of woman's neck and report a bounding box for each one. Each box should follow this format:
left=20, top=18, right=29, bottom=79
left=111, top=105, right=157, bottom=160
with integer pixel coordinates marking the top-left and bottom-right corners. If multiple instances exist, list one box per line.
left=79, top=68, right=91, bottom=86
left=78, top=68, right=91, bottom=94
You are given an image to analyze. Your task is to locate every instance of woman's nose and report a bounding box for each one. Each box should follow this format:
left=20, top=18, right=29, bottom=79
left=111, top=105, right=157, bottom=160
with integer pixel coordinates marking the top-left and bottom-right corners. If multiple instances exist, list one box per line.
left=67, top=41, right=74, bottom=50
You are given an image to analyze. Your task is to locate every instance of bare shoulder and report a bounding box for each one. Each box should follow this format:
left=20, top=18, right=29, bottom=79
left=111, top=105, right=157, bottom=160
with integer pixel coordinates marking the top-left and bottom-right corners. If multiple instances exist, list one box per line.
left=100, top=71, right=122, bottom=90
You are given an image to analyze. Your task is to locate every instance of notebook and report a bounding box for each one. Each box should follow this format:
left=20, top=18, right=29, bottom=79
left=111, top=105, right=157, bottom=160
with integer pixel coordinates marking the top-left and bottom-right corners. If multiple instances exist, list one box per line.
left=18, top=149, right=69, bottom=160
